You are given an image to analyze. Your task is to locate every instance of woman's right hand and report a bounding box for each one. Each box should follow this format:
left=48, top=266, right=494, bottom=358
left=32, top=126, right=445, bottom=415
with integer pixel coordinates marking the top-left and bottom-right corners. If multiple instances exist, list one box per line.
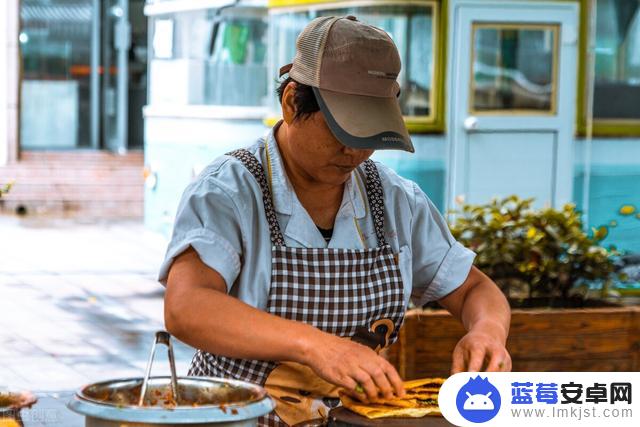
left=299, top=330, right=405, bottom=403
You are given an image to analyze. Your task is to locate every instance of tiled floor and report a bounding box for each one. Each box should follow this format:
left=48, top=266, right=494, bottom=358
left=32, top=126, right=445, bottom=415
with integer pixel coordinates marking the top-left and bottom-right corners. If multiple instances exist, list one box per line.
left=0, top=215, right=195, bottom=394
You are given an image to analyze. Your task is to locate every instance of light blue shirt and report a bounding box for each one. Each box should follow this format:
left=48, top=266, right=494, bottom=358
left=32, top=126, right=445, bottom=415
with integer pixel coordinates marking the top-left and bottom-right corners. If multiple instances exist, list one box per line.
left=158, top=124, right=476, bottom=309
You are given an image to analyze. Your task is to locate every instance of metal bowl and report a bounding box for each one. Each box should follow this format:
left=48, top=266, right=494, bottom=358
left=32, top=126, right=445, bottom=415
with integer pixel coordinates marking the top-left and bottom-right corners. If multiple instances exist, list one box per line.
left=67, top=376, right=275, bottom=426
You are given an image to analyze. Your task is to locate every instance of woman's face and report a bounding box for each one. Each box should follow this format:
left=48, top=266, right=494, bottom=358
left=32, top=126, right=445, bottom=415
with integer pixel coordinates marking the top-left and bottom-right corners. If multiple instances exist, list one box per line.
left=284, top=111, right=374, bottom=187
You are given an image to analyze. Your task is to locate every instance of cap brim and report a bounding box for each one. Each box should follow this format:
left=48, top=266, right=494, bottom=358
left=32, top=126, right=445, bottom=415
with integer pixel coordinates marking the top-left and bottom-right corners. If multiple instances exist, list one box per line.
left=313, top=87, right=414, bottom=153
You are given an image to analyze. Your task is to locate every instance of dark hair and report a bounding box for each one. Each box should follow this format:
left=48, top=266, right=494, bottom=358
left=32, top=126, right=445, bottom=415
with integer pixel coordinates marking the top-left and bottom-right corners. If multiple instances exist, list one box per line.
left=276, top=76, right=320, bottom=121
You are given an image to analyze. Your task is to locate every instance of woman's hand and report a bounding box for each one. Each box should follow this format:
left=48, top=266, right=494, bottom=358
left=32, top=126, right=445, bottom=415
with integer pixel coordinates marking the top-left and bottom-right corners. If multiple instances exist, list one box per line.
left=438, top=267, right=512, bottom=374
left=451, top=320, right=512, bottom=374
left=298, top=330, right=405, bottom=403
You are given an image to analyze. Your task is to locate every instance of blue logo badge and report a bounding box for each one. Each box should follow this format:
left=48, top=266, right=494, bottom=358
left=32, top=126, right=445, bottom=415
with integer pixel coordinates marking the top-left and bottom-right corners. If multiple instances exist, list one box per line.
left=456, top=376, right=501, bottom=423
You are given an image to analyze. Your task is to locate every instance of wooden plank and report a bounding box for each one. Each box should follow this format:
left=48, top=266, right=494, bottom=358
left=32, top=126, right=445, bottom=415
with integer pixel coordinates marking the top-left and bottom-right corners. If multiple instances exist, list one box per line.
left=403, top=309, right=637, bottom=336
left=513, top=357, right=635, bottom=372
left=508, top=333, right=634, bottom=357
left=404, top=333, right=635, bottom=359
left=385, top=308, right=640, bottom=375
left=400, top=357, right=636, bottom=380
left=631, top=310, right=640, bottom=371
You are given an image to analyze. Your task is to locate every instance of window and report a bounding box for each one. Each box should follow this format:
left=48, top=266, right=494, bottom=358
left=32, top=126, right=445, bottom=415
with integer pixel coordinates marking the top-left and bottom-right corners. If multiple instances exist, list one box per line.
left=20, top=0, right=148, bottom=151
left=581, top=0, right=640, bottom=134
left=20, top=0, right=94, bottom=149
left=268, top=1, right=441, bottom=132
left=470, top=24, right=559, bottom=114
left=149, top=7, right=268, bottom=107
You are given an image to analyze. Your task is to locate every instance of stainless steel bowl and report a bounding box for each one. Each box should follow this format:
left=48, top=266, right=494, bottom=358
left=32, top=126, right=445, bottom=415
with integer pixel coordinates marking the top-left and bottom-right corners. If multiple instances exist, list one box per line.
left=67, top=376, right=275, bottom=426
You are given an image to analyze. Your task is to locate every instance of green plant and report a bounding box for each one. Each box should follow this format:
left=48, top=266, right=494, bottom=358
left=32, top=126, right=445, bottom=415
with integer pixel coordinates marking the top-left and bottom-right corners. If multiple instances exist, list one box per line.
left=449, top=195, right=624, bottom=307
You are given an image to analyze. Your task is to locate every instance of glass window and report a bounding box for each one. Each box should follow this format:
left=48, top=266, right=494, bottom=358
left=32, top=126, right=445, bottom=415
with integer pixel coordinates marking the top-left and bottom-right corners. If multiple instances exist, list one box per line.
left=149, top=7, right=268, bottom=107
left=269, top=3, right=436, bottom=119
left=20, top=0, right=93, bottom=149
left=593, top=0, right=640, bottom=120
left=20, top=0, right=148, bottom=151
left=470, top=24, right=558, bottom=113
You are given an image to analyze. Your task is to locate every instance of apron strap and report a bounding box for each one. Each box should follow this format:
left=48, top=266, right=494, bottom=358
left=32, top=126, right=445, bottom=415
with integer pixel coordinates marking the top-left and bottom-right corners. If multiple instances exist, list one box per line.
left=227, top=149, right=387, bottom=248
left=362, top=160, right=388, bottom=247
left=226, top=149, right=286, bottom=246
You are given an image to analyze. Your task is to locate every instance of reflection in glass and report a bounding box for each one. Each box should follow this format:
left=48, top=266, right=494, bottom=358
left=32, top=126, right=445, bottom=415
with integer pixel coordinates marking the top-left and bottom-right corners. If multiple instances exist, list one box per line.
left=269, top=4, right=435, bottom=118
left=593, top=0, right=640, bottom=120
left=471, top=25, right=557, bottom=112
left=206, top=14, right=268, bottom=105
left=20, top=0, right=147, bottom=150
left=149, top=7, right=268, bottom=107
left=20, top=0, right=93, bottom=149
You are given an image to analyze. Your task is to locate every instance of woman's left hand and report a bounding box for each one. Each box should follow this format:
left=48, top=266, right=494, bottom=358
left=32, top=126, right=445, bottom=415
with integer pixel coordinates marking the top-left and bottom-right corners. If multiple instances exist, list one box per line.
left=450, top=321, right=512, bottom=374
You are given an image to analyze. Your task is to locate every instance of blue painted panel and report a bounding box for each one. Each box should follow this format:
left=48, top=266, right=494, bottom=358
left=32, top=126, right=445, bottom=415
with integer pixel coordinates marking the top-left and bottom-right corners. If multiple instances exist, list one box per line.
left=574, top=166, right=640, bottom=253
left=373, top=134, right=447, bottom=211
left=574, top=138, right=640, bottom=254
left=144, top=118, right=267, bottom=237
left=466, top=131, right=556, bottom=207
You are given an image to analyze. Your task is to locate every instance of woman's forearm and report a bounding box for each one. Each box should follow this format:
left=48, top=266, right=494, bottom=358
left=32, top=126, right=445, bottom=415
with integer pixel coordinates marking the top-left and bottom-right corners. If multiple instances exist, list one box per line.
left=460, top=278, right=511, bottom=344
left=440, top=266, right=510, bottom=344
left=164, top=248, right=321, bottom=364
left=166, top=284, right=320, bottom=364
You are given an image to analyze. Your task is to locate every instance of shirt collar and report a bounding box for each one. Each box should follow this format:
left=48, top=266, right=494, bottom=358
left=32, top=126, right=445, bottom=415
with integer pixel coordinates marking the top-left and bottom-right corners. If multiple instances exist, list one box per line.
left=264, top=121, right=367, bottom=220
left=264, top=124, right=293, bottom=215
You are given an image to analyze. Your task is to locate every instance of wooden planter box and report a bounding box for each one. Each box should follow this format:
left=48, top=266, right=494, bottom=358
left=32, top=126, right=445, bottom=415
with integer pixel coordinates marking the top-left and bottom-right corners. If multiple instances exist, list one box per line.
left=383, top=307, right=640, bottom=379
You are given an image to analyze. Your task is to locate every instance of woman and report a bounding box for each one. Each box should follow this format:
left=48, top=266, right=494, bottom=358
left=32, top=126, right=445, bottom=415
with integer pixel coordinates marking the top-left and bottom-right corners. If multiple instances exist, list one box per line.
left=159, top=16, right=511, bottom=426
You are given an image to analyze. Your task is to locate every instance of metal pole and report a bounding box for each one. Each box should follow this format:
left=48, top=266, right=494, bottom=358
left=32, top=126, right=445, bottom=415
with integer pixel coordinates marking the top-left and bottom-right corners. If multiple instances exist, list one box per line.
left=582, top=0, right=597, bottom=230
left=116, top=0, right=130, bottom=154
left=90, top=0, right=101, bottom=149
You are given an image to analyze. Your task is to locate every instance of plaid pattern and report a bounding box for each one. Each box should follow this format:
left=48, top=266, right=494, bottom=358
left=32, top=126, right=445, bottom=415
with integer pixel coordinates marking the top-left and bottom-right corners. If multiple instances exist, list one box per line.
left=189, top=149, right=406, bottom=427
left=269, top=245, right=404, bottom=339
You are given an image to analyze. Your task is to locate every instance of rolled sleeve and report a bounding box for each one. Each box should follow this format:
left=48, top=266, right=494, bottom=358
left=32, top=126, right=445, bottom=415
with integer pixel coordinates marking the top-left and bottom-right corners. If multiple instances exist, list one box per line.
left=409, top=183, right=476, bottom=306
left=412, top=241, right=476, bottom=305
left=157, top=172, right=243, bottom=292
left=158, top=228, right=241, bottom=291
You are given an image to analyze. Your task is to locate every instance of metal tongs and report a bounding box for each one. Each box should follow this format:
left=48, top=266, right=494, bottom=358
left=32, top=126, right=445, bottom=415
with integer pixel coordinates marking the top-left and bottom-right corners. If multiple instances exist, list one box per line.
left=138, top=330, right=180, bottom=406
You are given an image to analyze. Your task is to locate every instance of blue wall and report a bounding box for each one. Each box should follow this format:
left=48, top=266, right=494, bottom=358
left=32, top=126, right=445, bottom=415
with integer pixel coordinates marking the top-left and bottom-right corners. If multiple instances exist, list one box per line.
left=145, top=124, right=640, bottom=254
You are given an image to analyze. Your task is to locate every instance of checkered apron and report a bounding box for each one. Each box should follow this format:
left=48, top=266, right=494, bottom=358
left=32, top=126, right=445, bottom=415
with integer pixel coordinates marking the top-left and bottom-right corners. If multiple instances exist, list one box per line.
left=188, top=149, right=406, bottom=426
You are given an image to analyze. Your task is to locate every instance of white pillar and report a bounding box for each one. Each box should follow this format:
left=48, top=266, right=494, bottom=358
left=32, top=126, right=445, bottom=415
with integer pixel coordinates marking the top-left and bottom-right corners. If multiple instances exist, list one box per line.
left=0, top=0, right=8, bottom=166
left=0, top=0, right=19, bottom=166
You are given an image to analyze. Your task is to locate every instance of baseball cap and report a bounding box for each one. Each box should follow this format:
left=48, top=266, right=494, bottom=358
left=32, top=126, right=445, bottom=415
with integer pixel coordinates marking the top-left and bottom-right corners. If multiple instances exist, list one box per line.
left=279, top=15, right=414, bottom=153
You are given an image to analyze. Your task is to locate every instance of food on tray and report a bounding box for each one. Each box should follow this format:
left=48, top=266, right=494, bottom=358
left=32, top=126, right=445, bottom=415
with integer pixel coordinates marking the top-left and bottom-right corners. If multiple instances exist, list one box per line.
left=340, top=377, right=444, bottom=419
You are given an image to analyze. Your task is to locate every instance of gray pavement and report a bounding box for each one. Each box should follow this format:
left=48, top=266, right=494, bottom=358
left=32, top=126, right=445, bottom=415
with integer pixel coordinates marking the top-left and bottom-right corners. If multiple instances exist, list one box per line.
left=0, top=215, right=195, bottom=393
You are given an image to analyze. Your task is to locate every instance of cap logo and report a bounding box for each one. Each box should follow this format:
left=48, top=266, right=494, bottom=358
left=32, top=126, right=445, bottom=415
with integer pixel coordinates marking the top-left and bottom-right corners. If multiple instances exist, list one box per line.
left=367, top=70, right=397, bottom=80
left=382, top=136, right=404, bottom=143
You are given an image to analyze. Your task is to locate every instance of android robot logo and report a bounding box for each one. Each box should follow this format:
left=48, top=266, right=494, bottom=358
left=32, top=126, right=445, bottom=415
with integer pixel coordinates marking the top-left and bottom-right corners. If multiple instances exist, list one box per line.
left=463, top=391, right=495, bottom=410
left=455, top=376, right=501, bottom=423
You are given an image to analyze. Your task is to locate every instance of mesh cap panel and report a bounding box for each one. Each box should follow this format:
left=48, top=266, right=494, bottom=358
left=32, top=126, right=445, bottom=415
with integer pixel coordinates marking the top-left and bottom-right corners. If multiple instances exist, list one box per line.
left=289, top=16, right=339, bottom=87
